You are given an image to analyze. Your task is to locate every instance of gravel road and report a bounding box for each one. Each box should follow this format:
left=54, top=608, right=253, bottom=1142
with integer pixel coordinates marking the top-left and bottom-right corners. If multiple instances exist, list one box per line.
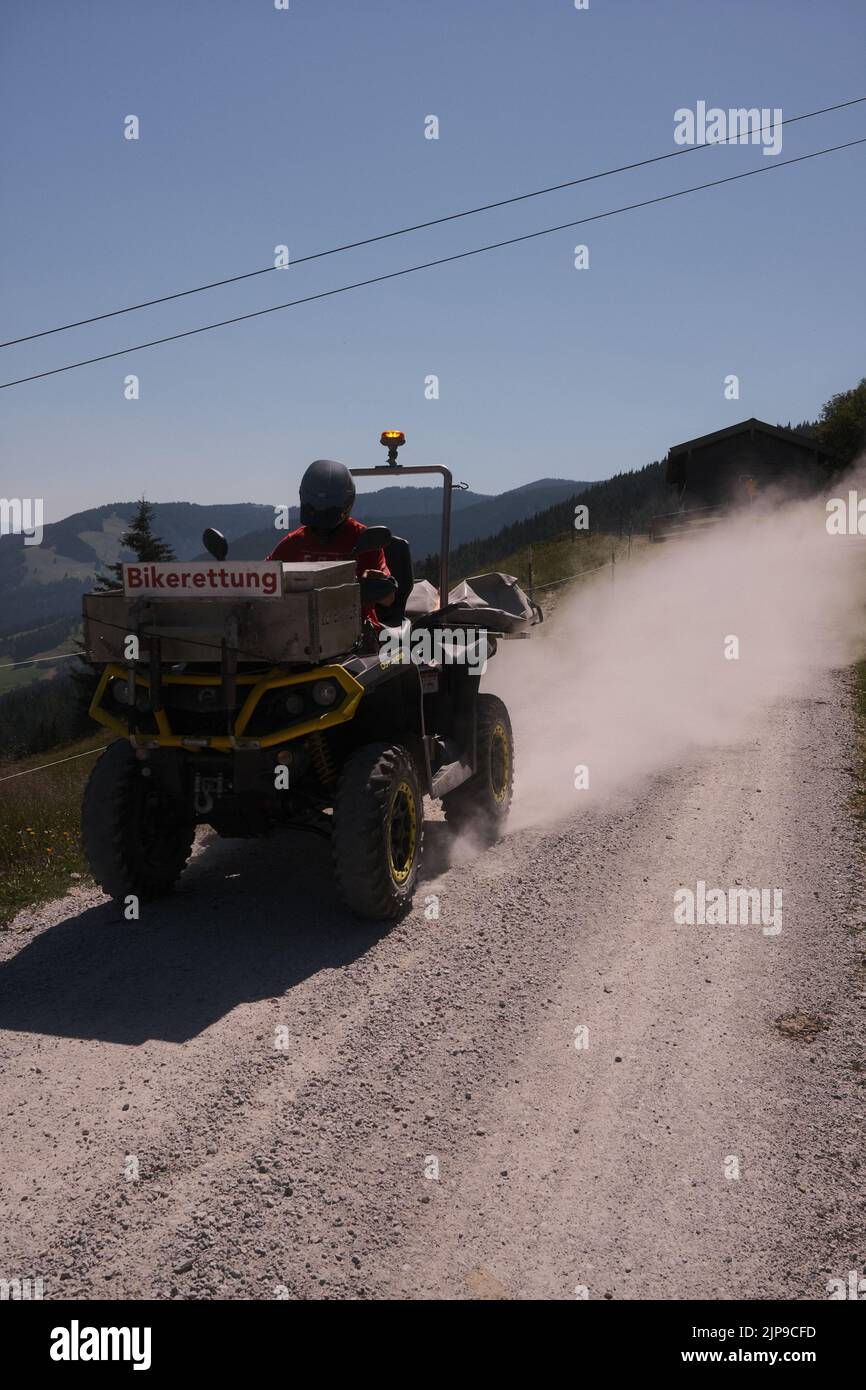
left=0, top=667, right=863, bottom=1301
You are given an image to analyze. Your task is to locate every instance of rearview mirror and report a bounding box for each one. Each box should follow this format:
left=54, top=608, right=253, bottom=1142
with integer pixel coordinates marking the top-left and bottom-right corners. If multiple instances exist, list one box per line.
left=202, top=527, right=228, bottom=560
left=350, top=524, right=392, bottom=557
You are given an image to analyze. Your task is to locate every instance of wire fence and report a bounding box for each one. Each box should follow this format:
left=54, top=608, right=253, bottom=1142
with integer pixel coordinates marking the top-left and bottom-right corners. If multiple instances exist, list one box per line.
left=533, top=558, right=616, bottom=591
left=0, top=650, right=80, bottom=672
left=0, top=746, right=103, bottom=784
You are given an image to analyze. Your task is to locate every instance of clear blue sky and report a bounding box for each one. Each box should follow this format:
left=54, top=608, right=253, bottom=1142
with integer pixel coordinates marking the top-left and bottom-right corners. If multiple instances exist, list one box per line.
left=2, top=0, right=864, bottom=523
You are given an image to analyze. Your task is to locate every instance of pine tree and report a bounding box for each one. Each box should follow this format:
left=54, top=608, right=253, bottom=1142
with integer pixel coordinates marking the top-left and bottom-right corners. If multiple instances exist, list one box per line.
left=95, top=497, right=176, bottom=590
left=69, top=499, right=178, bottom=720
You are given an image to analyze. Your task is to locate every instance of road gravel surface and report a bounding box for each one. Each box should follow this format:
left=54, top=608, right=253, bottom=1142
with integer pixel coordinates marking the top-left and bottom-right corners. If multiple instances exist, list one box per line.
left=0, top=666, right=863, bottom=1300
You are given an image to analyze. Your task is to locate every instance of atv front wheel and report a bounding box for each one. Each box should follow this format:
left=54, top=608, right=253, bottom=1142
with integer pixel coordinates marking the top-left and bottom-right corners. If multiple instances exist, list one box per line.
left=443, top=694, right=514, bottom=842
left=82, top=740, right=195, bottom=901
left=332, top=742, right=423, bottom=919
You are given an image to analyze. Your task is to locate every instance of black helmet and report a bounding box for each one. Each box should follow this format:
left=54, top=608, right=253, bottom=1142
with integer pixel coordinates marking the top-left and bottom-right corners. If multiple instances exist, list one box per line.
left=299, top=458, right=356, bottom=532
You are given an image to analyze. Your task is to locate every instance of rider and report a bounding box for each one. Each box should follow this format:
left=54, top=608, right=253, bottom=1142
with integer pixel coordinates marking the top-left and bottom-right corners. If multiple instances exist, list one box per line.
left=267, top=458, right=396, bottom=627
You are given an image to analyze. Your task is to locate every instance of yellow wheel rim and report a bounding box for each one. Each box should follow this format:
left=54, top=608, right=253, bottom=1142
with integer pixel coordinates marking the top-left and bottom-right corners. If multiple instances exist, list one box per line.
left=388, top=780, right=418, bottom=884
left=490, top=722, right=510, bottom=804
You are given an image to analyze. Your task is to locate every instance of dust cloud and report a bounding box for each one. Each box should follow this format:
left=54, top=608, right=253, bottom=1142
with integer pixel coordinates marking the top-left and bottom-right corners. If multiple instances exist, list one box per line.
left=488, top=479, right=866, bottom=829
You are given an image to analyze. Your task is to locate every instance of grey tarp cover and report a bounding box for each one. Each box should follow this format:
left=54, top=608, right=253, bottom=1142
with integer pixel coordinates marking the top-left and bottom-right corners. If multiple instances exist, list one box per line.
left=406, top=572, right=536, bottom=633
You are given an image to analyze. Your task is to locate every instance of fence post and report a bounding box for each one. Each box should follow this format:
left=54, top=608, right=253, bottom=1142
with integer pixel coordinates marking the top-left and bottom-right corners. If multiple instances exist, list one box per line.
left=611, top=546, right=616, bottom=586
left=527, top=544, right=534, bottom=602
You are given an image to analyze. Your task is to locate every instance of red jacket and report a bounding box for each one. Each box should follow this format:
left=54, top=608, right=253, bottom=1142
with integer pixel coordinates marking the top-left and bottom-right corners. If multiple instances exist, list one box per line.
left=267, top=517, right=390, bottom=626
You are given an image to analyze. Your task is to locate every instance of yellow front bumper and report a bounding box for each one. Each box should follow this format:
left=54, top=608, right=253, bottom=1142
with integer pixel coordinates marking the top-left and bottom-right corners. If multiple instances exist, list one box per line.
left=89, top=663, right=364, bottom=751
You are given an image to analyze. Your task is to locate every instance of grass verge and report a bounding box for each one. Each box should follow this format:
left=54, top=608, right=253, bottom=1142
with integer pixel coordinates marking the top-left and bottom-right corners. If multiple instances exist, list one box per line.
left=0, top=732, right=109, bottom=926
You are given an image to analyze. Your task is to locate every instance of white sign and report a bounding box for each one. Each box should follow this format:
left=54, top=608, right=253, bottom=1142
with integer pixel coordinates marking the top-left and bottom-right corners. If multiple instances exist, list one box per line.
left=123, top=561, right=283, bottom=598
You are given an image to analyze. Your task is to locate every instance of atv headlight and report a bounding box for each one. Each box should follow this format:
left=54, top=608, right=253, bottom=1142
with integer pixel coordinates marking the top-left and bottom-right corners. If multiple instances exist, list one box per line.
left=311, top=679, right=339, bottom=707
left=284, top=691, right=305, bottom=716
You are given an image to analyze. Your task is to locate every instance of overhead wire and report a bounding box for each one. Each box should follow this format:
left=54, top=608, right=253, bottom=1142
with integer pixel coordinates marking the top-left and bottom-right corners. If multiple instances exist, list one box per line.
left=3, top=134, right=864, bottom=391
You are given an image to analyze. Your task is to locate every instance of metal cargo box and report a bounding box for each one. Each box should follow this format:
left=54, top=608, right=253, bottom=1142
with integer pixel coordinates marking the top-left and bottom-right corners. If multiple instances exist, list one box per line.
left=83, top=561, right=362, bottom=666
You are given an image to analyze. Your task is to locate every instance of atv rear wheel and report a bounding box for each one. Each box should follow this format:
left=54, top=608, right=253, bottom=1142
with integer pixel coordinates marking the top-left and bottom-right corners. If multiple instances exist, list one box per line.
left=82, top=740, right=195, bottom=901
left=332, top=742, right=423, bottom=919
left=443, top=694, right=514, bottom=842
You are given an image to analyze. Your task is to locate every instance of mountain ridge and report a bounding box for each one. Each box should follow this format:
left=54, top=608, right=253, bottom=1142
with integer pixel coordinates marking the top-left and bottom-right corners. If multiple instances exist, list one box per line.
left=0, top=480, right=593, bottom=631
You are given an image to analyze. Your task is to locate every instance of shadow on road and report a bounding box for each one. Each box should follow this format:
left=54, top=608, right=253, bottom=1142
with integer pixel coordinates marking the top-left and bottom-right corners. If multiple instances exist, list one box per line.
left=0, top=822, right=456, bottom=1047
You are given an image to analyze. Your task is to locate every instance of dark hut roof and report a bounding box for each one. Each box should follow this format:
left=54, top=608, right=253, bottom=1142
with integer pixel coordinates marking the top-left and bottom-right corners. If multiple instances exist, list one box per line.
left=668, top=417, right=830, bottom=459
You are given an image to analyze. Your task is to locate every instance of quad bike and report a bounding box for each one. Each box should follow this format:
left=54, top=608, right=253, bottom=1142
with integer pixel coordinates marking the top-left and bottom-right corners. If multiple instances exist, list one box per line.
left=80, top=431, right=541, bottom=919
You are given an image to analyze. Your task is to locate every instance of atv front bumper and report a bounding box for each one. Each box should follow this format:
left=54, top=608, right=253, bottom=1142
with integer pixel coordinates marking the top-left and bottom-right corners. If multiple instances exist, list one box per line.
left=89, top=663, right=364, bottom=751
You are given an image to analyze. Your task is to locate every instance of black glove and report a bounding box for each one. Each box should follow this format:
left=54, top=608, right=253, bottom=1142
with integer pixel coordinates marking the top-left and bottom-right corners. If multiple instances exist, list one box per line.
left=359, top=572, right=398, bottom=603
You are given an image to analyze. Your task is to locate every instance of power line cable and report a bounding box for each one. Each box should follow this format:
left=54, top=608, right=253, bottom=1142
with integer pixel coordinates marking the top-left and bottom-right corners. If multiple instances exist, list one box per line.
left=1, top=97, right=863, bottom=350
left=2, top=134, right=862, bottom=392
